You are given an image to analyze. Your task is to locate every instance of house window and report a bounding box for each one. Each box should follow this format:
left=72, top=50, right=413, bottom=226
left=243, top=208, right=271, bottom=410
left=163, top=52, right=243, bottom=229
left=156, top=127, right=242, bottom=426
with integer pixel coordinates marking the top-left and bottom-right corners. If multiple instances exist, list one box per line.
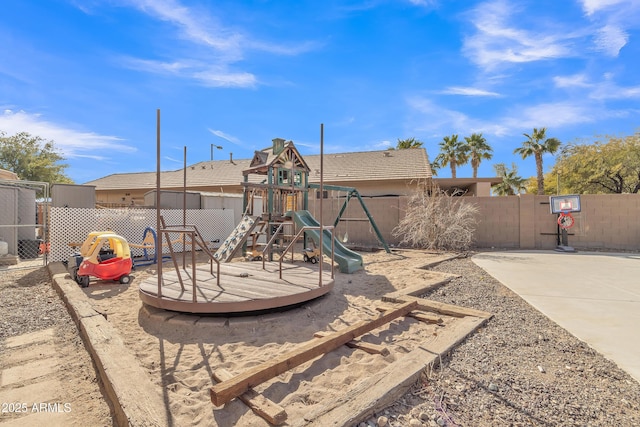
left=316, top=190, right=328, bottom=199
left=278, top=169, right=289, bottom=184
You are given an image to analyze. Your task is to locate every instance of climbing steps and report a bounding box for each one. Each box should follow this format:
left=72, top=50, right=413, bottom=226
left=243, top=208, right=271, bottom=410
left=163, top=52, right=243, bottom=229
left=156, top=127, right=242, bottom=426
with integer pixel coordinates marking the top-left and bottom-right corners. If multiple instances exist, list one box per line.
left=214, top=215, right=258, bottom=262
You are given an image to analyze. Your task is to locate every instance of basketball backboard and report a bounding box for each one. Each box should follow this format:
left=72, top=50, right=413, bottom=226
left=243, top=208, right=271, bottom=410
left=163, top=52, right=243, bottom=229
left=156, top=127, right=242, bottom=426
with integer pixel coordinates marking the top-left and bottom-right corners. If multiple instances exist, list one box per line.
left=549, top=195, right=581, bottom=214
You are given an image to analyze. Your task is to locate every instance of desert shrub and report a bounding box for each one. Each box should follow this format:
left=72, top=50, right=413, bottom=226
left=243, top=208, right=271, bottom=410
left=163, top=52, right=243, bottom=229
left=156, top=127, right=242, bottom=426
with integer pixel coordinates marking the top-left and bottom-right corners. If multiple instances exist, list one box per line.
left=393, top=182, right=479, bottom=251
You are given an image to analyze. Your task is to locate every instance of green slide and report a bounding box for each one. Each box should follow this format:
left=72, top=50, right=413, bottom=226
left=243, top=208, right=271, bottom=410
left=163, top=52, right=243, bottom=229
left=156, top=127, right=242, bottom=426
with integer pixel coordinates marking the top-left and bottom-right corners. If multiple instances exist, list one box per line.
left=291, top=210, right=363, bottom=274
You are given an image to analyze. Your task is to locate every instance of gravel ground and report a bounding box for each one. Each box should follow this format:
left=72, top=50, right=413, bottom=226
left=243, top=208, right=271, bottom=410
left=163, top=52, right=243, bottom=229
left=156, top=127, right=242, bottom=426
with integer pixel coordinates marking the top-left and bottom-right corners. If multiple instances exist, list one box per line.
left=360, top=255, right=640, bottom=427
left=0, top=266, right=114, bottom=426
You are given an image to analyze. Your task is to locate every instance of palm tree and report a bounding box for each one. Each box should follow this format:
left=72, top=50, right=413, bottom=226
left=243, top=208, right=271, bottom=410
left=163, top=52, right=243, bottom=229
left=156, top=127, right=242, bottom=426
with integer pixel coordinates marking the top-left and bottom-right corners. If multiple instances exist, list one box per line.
left=434, top=134, right=469, bottom=178
left=514, top=127, right=561, bottom=195
left=493, top=163, right=527, bottom=196
left=465, top=133, right=493, bottom=178
left=396, top=137, right=424, bottom=149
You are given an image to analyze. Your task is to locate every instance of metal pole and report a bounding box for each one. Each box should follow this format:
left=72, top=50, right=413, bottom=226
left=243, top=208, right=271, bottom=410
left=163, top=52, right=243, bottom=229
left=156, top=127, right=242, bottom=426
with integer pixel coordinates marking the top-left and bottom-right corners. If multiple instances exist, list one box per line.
left=319, top=124, right=324, bottom=287
left=156, top=109, right=162, bottom=298
left=211, top=144, right=222, bottom=160
left=183, top=146, right=187, bottom=270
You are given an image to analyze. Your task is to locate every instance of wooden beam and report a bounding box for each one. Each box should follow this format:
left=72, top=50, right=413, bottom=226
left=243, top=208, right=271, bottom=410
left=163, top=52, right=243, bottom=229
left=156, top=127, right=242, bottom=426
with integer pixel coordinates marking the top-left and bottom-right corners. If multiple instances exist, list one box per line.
left=213, top=369, right=287, bottom=425
left=381, top=295, right=492, bottom=319
left=313, top=332, right=390, bottom=356
left=384, top=273, right=460, bottom=299
left=304, top=316, right=488, bottom=426
left=209, top=301, right=418, bottom=406
left=409, top=312, right=444, bottom=324
left=376, top=306, right=443, bottom=324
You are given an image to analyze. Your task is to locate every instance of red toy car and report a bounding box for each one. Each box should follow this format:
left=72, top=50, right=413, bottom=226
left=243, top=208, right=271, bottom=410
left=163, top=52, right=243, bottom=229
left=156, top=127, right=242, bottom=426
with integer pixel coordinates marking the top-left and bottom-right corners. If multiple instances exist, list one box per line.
left=69, top=233, right=132, bottom=287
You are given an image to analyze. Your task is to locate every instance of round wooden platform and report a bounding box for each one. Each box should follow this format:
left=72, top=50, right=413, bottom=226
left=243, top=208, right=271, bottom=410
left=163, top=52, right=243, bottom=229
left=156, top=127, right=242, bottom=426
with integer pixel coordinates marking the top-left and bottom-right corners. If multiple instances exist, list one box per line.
left=138, top=261, right=334, bottom=314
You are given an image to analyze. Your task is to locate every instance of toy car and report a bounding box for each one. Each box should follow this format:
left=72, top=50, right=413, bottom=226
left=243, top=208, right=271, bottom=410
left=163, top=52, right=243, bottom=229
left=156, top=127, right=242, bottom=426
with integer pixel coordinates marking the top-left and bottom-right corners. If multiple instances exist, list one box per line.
left=303, top=247, right=319, bottom=264
left=246, top=248, right=263, bottom=261
left=69, top=232, right=133, bottom=288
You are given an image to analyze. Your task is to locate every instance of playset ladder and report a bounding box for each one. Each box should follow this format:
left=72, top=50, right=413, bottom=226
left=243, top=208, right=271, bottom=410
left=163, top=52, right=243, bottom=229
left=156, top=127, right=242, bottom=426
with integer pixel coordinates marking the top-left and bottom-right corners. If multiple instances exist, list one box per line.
left=214, top=215, right=259, bottom=262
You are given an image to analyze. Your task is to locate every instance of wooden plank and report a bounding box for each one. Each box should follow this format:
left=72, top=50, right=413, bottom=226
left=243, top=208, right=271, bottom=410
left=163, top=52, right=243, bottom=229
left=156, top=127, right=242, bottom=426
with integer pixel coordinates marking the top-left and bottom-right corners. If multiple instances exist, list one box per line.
left=313, top=332, right=389, bottom=356
left=221, top=261, right=325, bottom=278
left=217, top=263, right=328, bottom=289
left=376, top=305, right=443, bottom=324
left=139, top=280, right=248, bottom=303
left=195, top=277, right=297, bottom=299
left=207, top=263, right=331, bottom=289
left=300, top=315, right=488, bottom=427
left=217, top=261, right=309, bottom=276
left=189, top=273, right=327, bottom=302
left=214, top=274, right=319, bottom=294
left=209, top=301, right=418, bottom=406
left=140, top=267, right=329, bottom=303
left=409, top=312, right=444, bottom=324
left=213, top=368, right=287, bottom=425
left=381, top=294, right=492, bottom=319
left=384, top=273, right=460, bottom=299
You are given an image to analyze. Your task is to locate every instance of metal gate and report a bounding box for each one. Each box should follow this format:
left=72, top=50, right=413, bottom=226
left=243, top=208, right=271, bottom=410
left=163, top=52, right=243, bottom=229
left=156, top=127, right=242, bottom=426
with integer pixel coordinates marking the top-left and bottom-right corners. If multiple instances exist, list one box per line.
left=0, top=179, right=49, bottom=270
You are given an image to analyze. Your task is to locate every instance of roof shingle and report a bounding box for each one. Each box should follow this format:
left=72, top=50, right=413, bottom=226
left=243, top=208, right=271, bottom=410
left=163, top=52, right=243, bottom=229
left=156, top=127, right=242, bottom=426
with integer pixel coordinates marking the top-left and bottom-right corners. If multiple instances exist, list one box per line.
left=84, top=148, right=432, bottom=190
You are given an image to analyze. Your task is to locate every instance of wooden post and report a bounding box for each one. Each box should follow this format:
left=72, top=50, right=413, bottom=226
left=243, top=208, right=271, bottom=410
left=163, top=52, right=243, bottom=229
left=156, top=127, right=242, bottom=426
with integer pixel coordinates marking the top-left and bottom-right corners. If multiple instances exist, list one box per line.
left=213, top=369, right=287, bottom=425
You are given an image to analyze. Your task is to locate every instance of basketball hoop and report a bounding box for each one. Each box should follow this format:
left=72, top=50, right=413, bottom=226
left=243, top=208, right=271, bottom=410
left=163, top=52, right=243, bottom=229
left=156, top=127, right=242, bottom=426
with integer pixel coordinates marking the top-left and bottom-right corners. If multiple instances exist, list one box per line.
left=557, top=211, right=575, bottom=229
left=550, top=195, right=580, bottom=252
left=559, top=201, right=573, bottom=211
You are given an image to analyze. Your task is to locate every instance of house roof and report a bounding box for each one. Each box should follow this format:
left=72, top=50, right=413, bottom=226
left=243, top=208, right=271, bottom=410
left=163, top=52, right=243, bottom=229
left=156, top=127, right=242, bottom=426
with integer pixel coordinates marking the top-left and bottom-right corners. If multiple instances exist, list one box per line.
left=0, top=168, right=19, bottom=181
left=84, top=147, right=432, bottom=191
left=244, top=141, right=311, bottom=176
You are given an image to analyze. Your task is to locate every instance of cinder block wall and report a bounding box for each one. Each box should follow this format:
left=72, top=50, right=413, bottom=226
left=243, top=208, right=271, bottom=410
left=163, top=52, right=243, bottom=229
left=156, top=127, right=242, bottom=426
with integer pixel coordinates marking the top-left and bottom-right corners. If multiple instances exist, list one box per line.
left=468, top=194, right=640, bottom=251
left=470, top=197, right=520, bottom=248
left=308, top=196, right=403, bottom=248
left=568, top=194, right=640, bottom=250
left=309, top=194, right=639, bottom=251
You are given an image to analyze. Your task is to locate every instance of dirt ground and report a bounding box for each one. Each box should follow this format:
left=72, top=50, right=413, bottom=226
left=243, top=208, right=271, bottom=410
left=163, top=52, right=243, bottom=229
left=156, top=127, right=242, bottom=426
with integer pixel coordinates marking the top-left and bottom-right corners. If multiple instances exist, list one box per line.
left=2, top=249, right=640, bottom=426
left=0, top=266, right=114, bottom=426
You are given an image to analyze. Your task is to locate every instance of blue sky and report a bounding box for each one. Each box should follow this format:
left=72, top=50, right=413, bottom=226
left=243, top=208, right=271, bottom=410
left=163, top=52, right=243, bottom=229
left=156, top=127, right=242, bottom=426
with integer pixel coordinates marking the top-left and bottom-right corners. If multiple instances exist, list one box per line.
left=1, top=0, right=639, bottom=184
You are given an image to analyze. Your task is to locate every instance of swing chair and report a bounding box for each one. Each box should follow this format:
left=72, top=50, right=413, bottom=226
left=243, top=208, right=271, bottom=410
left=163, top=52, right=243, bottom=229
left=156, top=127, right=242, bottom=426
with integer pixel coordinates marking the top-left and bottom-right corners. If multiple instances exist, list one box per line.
left=308, top=183, right=390, bottom=253
left=338, top=190, right=350, bottom=243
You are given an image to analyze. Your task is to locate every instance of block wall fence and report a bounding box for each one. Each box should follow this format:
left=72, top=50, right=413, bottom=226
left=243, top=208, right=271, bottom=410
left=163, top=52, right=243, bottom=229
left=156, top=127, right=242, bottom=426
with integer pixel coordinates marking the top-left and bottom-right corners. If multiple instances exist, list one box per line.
left=309, top=194, right=640, bottom=251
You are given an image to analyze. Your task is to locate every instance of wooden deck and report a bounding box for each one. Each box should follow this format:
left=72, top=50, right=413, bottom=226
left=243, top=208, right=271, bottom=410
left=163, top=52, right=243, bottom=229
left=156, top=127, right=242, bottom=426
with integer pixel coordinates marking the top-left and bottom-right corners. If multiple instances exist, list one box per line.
left=138, top=261, right=334, bottom=313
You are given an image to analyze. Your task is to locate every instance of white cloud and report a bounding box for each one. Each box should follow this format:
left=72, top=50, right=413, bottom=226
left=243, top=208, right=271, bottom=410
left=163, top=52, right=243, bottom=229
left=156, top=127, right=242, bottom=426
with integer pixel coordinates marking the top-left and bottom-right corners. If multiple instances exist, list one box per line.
left=440, top=86, right=501, bottom=97
left=589, top=81, right=640, bottom=99
left=505, top=102, right=596, bottom=129
left=121, top=58, right=257, bottom=88
left=127, top=0, right=243, bottom=55
left=580, top=0, right=640, bottom=56
left=580, top=0, right=629, bottom=16
left=593, top=24, right=628, bottom=56
left=164, top=156, right=183, bottom=164
left=407, top=0, right=438, bottom=7
left=373, top=140, right=394, bottom=149
left=553, top=73, right=591, bottom=88
left=0, top=110, right=136, bottom=159
left=207, top=129, right=241, bottom=145
left=406, top=96, right=609, bottom=141
left=191, top=69, right=257, bottom=88
left=462, top=0, right=576, bottom=70
left=407, top=97, right=471, bottom=132
left=554, top=73, right=640, bottom=99
left=114, top=0, right=317, bottom=80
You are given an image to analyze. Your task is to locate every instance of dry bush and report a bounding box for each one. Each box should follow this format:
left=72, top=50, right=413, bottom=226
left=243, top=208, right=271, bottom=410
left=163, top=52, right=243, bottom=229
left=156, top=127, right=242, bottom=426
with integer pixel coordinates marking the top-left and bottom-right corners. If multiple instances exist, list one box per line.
left=393, top=182, right=479, bottom=251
